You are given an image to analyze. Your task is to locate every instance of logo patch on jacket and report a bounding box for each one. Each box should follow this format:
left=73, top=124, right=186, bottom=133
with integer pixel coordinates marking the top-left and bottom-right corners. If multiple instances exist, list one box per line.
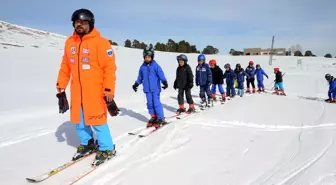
left=82, top=57, right=90, bottom=62
left=83, top=48, right=90, bottom=54
left=197, top=67, right=206, bottom=72
left=82, top=64, right=90, bottom=70
left=70, top=47, right=76, bottom=54
left=70, top=58, right=75, bottom=64
left=106, top=49, right=113, bottom=57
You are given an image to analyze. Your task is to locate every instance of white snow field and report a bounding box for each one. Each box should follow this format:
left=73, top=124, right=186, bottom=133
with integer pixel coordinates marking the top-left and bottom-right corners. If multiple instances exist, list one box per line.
left=1, top=20, right=336, bottom=185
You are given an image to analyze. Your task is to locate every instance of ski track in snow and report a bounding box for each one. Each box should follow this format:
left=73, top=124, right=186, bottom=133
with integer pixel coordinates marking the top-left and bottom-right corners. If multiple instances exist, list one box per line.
left=79, top=112, right=195, bottom=185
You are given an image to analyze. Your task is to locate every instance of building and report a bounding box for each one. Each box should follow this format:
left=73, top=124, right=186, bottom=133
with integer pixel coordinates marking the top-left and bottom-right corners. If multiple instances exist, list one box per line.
left=243, top=48, right=286, bottom=56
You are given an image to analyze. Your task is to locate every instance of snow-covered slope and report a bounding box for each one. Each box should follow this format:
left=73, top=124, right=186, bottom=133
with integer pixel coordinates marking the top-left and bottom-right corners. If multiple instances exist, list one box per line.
left=1, top=21, right=336, bottom=185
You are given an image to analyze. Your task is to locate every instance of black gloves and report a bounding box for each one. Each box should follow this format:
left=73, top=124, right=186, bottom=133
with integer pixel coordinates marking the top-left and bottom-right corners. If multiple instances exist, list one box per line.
left=56, top=91, right=69, bottom=114
left=188, top=83, right=193, bottom=89
left=173, top=80, right=177, bottom=90
left=104, top=97, right=120, bottom=117
left=162, top=81, right=168, bottom=90
left=132, top=82, right=139, bottom=92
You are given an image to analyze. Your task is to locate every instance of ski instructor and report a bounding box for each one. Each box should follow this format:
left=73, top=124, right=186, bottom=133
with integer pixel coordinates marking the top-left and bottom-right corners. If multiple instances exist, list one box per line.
left=56, top=8, right=119, bottom=166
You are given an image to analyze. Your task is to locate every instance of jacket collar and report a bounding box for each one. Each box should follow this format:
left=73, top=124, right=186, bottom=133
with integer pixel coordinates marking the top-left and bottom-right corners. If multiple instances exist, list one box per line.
left=71, top=28, right=101, bottom=41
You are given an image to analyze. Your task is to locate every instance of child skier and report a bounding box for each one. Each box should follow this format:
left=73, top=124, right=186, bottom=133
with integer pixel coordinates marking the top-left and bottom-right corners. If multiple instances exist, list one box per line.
left=273, top=67, right=286, bottom=95
left=195, top=54, right=212, bottom=107
left=325, top=73, right=336, bottom=103
left=209, top=59, right=226, bottom=102
left=173, top=54, right=196, bottom=114
left=234, top=63, right=246, bottom=97
left=132, top=46, right=168, bottom=128
left=255, top=64, right=268, bottom=92
left=223, top=63, right=236, bottom=98
left=245, top=60, right=256, bottom=93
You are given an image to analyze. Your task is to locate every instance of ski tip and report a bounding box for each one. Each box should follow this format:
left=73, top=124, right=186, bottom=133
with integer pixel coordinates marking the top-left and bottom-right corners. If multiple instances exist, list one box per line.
left=128, top=133, right=136, bottom=135
left=26, top=178, right=39, bottom=182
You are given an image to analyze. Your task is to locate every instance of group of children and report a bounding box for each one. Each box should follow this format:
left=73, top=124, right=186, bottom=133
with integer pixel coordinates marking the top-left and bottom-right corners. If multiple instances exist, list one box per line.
left=132, top=46, right=287, bottom=128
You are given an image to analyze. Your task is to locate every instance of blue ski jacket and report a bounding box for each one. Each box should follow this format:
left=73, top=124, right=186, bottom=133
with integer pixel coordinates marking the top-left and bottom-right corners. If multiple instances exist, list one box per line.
left=223, top=69, right=235, bottom=86
left=195, top=63, right=212, bottom=86
left=135, top=60, right=167, bottom=93
left=245, top=66, right=256, bottom=79
left=328, top=79, right=336, bottom=98
left=234, top=68, right=247, bottom=83
left=255, top=68, right=268, bottom=81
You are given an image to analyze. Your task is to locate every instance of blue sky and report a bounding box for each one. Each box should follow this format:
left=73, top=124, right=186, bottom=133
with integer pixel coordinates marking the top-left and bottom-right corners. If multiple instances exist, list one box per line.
left=2, top=0, right=335, bottom=56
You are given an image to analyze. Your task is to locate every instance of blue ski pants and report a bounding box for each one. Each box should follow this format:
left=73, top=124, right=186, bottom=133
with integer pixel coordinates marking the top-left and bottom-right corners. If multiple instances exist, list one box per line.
left=145, top=92, right=164, bottom=119
left=237, top=81, right=244, bottom=89
left=237, top=82, right=244, bottom=97
left=226, top=85, right=236, bottom=97
left=274, top=82, right=284, bottom=90
left=199, top=85, right=212, bottom=100
left=257, top=80, right=264, bottom=88
left=76, top=106, right=114, bottom=151
left=211, top=84, right=225, bottom=94
left=328, top=91, right=336, bottom=99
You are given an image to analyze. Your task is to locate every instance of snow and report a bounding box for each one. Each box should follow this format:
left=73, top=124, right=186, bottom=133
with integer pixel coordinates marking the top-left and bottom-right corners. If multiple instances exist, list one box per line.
left=1, top=21, right=336, bottom=185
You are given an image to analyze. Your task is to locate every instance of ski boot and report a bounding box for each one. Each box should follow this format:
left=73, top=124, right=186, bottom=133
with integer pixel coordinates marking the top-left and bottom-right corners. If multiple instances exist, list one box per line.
left=153, top=118, right=168, bottom=129
left=187, top=104, right=196, bottom=113
left=176, top=105, right=186, bottom=115
left=261, top=88, right=265, bottom=92
left=212, top=93, right=217, bottom=101
left=272, top=88, right=279, bottom=95
left=207, top=98, right=212, bottom=107
left=257, top=88, right=262, bottom=93
left=246, top=88, right=251, bottom=94
left=147, top=114, right=157, bottom=128
left=252, top=88, right=256, bottom=93
left=221, top=93, right=226, bottom=103
left=325, top=98, right=332, bottom=103
left=72, top=138, right=98, bottom=161
left=279, top=90, right=286, bottom=96
left=92, top=145, right=116, bottom=166
left=200, top=98, right=207, bottom=108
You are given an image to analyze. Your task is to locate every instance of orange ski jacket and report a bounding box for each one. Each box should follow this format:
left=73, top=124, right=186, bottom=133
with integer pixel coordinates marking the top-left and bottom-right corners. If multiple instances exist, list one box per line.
left=56, top=28, right=117, bottom=126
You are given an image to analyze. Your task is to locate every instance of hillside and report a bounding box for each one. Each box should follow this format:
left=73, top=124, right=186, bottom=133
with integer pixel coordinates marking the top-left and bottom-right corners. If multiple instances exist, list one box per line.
left=1, top=21, right=336, bottom=185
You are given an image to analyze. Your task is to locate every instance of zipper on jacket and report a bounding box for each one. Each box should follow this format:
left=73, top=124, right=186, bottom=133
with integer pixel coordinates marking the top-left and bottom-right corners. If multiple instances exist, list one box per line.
left=77, top=38, right=85, bottom=119
left=147, top=64, right=151, bottom=91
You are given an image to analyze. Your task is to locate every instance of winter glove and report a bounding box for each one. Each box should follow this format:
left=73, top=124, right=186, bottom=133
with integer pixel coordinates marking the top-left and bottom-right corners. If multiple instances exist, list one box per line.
left=188, top=83, right=193, bottom=89
left=266, top=75, right=269, bottom=79
left=132, top=82, right=139, bottom=92
left=173, top=80, right=177, bottom=90
left=104, top=97, right=120, bottom=117
left=162, top=81, right=168, bottom=90
left=56, top=91, right=69, bottom=114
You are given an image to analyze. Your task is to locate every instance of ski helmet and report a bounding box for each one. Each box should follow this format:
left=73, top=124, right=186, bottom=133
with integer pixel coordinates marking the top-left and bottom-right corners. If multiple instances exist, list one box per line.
left=198, top=54, right=206, bottom=61
left=249, top=60, right=254, bottom=65
left=224, top=63, right=230, bottom=68
left=274, top=67, right=279, bottom=72
left=256, top=64, right=260, bottom=68
left=236, top=63, right=241, bottom=68
left=177, top=54, right=188, bottom=62
left=143, top=45, right=154, bottom=59
left=325, top=73, right=333, bottom=81
left=209, top=59, right=216, bottom=66
left=71, top=9, right=95, bottom=32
